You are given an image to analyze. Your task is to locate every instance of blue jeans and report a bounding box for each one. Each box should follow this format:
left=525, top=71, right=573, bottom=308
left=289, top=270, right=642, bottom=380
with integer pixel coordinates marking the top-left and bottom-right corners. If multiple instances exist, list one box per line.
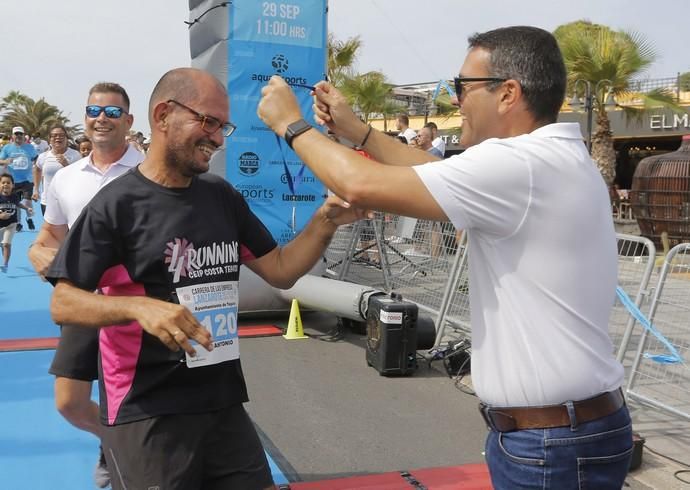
left=485, top=405, right=633, bottom=489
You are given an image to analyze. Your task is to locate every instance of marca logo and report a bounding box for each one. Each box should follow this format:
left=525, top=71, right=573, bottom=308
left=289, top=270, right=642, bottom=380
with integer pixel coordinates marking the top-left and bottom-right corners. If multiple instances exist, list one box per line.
left=238, top=151, right=260, bottom=176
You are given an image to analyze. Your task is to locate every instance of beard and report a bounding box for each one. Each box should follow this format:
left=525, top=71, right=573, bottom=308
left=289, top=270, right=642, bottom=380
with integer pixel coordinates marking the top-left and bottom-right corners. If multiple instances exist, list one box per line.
left=164, top=138, right=214, bottom=178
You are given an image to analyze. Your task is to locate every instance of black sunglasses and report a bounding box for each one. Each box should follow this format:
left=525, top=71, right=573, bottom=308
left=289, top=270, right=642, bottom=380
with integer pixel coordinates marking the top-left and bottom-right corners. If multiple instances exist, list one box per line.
left=167, top=99, right=236, bottom=137
left=86, top=105, right=127, bottom=119
left=453, top=77, right=507, bottom=99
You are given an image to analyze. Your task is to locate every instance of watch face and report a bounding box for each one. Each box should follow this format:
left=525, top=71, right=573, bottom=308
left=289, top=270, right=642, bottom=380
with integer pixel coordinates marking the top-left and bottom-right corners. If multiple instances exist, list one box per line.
left=286, top=119, right=312, bottom=148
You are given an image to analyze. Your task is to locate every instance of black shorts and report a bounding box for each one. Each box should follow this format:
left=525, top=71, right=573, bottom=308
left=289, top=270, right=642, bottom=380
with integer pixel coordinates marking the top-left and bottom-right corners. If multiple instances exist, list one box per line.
left=49, top=325, right=100, bottom=381
left=13, top=181, right=33, bottom=200
left=102, top=404, right=273, bottom=490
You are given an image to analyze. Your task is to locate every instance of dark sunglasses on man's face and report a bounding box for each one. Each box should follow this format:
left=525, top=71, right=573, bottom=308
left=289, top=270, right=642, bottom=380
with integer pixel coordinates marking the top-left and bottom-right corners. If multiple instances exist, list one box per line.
left=85, top=105, right=127, bottom=119
left=453, top=77, right=507, bottom=99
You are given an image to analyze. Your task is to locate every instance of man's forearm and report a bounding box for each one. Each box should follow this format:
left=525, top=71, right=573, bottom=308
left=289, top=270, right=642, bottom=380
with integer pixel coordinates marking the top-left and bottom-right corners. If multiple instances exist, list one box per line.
left=290, top=129, right=433, bottom=203
left=51, top=280, right=141, bottom=327
left=277, top=209, right=337, bottom=283
left=33, top=223, right=66, bottom=248
left=347, top=125, right=441, bottom=167
left=33, top=167, right=41, bottom=188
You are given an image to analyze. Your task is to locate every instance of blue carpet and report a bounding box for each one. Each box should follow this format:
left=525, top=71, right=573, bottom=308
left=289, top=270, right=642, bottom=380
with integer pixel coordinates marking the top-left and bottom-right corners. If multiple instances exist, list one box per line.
left=0, top=350, right=100, bottom=489
left=0, top=211, right=56, bottom=340
left=0, top=350, right=288, bottom=489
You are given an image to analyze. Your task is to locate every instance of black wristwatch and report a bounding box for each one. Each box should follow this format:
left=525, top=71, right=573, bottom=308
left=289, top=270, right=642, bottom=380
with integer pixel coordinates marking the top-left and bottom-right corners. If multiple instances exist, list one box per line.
left=284, top=119, right=312, bottom=149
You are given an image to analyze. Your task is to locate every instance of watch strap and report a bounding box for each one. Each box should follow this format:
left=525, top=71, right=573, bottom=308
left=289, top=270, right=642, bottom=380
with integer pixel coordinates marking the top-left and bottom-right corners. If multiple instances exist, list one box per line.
left=284, top=119, right=312, bottom=149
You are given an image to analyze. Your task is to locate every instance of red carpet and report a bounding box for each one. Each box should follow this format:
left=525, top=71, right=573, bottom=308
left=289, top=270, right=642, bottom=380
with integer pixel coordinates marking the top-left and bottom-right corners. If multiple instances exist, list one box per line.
left=0, top=337, right=59, bottom=352
left=0, top=325, right=283, bottom=352
left=279, top=464, right=492, bottom=489
left=239, top=324, right=284, bottom=337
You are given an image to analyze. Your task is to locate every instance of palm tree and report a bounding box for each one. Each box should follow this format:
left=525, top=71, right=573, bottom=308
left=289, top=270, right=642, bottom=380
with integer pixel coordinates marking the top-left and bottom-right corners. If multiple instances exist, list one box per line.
left=555, top=21, right=680, bottom=185
left=327, top=34, right=362, bottom=88
left=340, top=71, right=393, bottom=125
left=1, top=91, right=79, bottom=139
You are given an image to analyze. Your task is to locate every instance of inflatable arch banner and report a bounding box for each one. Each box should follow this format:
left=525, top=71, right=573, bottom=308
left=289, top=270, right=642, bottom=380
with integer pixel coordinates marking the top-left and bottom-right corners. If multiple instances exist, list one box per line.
left=188, top=0, right=328, bottom=245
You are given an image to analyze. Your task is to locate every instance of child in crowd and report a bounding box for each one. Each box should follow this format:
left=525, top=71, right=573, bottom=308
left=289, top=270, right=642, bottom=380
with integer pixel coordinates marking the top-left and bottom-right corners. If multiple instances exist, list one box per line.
left=0, top=173, right=34, bottom=272
left=77, top=136, right=93, bottom=158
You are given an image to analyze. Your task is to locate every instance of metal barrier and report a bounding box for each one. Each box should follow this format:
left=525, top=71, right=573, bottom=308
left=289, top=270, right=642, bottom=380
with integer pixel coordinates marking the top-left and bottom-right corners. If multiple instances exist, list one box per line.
left=323, top=214, right=467, bottom=327
left=626, top=243, right=690, bottom=421
left=613, top=234, right=656, bottom=363
left=324, top=225, right=664, bottom=351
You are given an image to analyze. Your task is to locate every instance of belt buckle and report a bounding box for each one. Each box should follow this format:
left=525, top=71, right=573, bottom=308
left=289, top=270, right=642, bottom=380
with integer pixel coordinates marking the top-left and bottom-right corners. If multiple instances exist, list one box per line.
left=479, top=403, right=517, bottom=432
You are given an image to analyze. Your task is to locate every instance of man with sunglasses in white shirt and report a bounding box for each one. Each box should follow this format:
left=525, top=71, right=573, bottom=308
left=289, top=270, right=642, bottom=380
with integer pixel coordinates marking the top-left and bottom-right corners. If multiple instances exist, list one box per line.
left=258, top=26, right=632, bottom=490
left=28, top=82, right=144, bottom=488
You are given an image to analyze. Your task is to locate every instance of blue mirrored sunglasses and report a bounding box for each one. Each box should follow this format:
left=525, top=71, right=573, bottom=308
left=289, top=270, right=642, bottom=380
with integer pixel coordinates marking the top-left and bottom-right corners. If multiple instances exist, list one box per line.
left=85, top=105, right=127, bottom=119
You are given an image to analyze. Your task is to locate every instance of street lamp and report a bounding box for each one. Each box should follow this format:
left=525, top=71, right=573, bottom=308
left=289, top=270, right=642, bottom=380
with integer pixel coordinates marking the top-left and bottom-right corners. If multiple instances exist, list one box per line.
left=568, top=79, right=616, bottom=153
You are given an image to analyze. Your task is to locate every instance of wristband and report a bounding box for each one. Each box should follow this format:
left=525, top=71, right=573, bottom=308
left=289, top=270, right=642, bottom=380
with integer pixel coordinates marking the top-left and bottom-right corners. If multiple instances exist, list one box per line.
left=360, top=125, right=373, bottom=147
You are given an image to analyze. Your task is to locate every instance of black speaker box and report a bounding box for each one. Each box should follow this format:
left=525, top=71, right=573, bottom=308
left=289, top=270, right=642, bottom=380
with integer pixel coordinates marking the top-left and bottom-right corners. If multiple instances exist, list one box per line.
left=366, top=294, right=420, bottom=376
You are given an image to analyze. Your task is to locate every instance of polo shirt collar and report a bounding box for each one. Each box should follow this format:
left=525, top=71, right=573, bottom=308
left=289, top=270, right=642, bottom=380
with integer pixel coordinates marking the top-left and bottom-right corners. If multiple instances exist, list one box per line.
left=530, top=122, right=584, bottom=140
left=81, top=144, right=141, bottom=172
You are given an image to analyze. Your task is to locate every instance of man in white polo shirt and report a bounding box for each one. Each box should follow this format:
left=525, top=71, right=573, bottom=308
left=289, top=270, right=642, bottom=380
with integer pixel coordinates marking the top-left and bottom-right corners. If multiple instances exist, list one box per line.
left=28, top=81, right=143, bottom=488
left=258, top=26, right=632, bottom=489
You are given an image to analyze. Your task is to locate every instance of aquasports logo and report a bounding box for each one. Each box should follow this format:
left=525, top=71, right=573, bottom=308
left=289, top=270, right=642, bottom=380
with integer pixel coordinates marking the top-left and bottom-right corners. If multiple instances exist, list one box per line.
left=238, top=152, right=260, bottom=176
left=164, top=238, right=240, bottom=283
left=271, top=54, right=288, bottom=73
left=249, top=54, right=308, bottom=85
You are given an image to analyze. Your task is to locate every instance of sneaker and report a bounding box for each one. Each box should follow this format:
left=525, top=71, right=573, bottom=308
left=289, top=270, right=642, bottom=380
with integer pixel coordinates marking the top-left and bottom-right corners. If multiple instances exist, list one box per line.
left=0, top=265, right=7, bottom=273
left=94, top=447, right=111, bottom=489
left=27, top=218, right=35, bottom=230
left=15, top=223, right=23, bottom=232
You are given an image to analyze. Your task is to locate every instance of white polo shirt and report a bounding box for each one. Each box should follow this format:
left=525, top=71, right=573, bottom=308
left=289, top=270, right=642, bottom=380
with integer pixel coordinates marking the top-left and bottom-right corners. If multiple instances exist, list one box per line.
left=45, top=144, right=143, bottom=228
left=35, top=148, right=82, bottom=205
left=400, top=127, right=417, bottom=144
left=414, top=123, right=623, bottom=407
left=432, top=136, right=446, bottom=155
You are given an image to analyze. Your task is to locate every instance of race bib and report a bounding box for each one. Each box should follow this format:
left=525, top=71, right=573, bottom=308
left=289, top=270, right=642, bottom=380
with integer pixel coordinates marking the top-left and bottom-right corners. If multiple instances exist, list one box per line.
left=175, top=281, right=239, bottom=368
left=11, top=154, right=29, bottom=170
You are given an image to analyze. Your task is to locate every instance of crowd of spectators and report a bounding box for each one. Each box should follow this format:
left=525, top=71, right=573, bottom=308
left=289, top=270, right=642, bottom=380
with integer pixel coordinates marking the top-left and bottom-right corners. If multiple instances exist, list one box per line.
left=0, top=126, right=149, bottom=272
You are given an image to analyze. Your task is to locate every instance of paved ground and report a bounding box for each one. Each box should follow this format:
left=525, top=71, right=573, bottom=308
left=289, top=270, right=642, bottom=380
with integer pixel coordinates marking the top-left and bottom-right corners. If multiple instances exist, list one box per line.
left=242, top=312, right=487, bottom=483
left=240, top=311, right=690, bottom=488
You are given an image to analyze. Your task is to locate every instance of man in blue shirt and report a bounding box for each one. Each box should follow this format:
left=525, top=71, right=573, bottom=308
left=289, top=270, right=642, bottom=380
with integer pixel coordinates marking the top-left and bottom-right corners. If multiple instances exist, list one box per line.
left=0, top=126, right=38, bottom=230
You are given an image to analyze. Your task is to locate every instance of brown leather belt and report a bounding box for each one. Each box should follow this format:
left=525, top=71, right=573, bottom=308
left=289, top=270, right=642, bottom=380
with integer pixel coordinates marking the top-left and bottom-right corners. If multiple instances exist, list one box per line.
left=478, top=389, right=625, bottom=432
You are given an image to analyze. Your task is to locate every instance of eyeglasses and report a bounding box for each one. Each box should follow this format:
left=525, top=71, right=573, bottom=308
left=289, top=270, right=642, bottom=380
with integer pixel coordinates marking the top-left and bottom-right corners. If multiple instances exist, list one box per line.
left=85, top=105, right=127, bottom=119
left=50, top=133, right=67, bottom=139
left=453, top=77, right=507, bottom=99
left=167, top=99, right=236, bottom=137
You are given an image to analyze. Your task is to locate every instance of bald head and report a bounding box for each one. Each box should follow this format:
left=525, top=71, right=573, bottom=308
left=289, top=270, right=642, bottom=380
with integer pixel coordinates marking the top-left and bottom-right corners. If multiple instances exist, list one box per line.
left=148, top=68, right=226, bottom=124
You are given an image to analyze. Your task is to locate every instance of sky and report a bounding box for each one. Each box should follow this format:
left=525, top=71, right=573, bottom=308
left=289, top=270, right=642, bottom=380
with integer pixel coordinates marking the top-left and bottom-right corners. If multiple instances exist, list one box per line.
left=2, top=0, right=688, bottom=135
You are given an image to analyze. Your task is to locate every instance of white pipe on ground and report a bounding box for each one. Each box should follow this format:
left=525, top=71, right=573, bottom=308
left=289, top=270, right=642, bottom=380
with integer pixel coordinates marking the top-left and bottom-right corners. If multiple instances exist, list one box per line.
left=278, top=275, right=384, bottom=321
